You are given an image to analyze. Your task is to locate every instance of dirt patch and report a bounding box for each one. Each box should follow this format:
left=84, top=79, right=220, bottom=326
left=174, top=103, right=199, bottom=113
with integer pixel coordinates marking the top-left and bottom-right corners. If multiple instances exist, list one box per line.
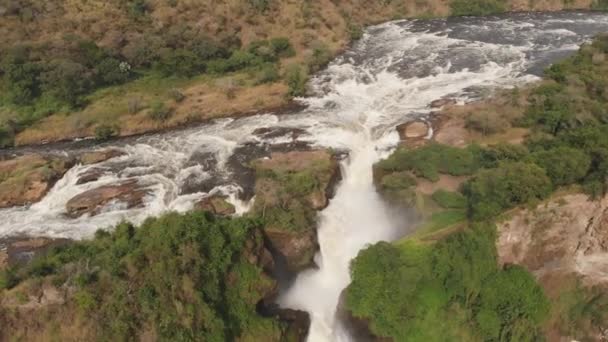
left=0, top=154, right=73, bottom=208
left=415, top=174, right=469, bottom=195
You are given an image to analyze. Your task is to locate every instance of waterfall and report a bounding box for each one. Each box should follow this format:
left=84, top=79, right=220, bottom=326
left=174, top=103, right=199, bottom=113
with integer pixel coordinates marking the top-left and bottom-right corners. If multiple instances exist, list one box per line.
left=3, top=11, right=608, bottom=341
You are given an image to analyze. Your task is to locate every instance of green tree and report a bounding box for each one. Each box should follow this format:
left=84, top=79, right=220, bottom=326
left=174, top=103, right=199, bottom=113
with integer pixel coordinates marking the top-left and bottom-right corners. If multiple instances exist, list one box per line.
left=464, top=162, right=552, bottom=220
left=532, top=147, right=591, bottom=186
left=40, top=59, right=91, bottom=107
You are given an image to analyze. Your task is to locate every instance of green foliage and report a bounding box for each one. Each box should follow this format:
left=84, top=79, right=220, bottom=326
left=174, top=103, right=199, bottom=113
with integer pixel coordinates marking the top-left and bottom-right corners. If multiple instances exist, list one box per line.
left=431, top=190, right=467, bottom=209
left=269, top=37, right=295, bottom=58
left=376, top=143, right=481, bottom=182
left=127, top=0, right=149, bottom=18
left=478, top=143, right=529, bottom=169
left=463, top=162, right=552, bottom=221
left=1, top=34, right=295, bottom=134
left=592, top=0, right=608, bottom=10
left=347, top=22, right=364, bottom=41
left=255, top=63, right=280, bottom=85
left=148, top=101, right=172, bottom=121
left=531, top=147, right=591, bottom=186
left=0, top=126, right=15, bottom=148
left=156, top=49, right=203, bottom=77
left=285, top=65, right=308, bottom=97
left=450, top=0, right=507, bottom=16
left=94, top=124, right=120, bottom=141
left=308, top=43, right=332, bottom=72
left=249, top=0, right=271, bottom=12
left=346, top=223, right=549, bottom=341
left=0, top=268, right=18, bottom=290
left=8, top=212, right=279, bottom=340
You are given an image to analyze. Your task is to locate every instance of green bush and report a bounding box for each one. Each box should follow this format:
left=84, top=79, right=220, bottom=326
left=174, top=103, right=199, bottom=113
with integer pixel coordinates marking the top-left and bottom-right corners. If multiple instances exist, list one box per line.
left=531, top=147, right=591, bottom=186
left=0, top=126, right=15, bottom=148
left=148, top=101, right=172, bottom=121
left=285, top=65, right=308, bottom=97
left=308, top=42, right=332, bottom=72
left=478, top=143, right=529, bottom=168
left=249, top=0, right=271, bottom=12
left=269, top=37, right=295, bottom=58
left=346, top=223, right=549, bottom=341
left=94, top=124, right=119, bottom=141
left=376, top=144, right=481, bottom=182
left=432, top=190, right=467, bottom=209
left=0, top=268, right=18, bottom=290
left=463, top=162, right=552, bottom=221
left=156, top=49, right=203, bottom=77
left=255, top=63, right=280, bottom=84
left=450, top=0, right=507, bottom=16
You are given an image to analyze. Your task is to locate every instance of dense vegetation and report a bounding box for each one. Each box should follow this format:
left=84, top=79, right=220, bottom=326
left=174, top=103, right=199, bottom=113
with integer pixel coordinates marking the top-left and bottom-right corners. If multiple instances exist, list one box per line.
left=347, top=223, right=549, bottom=341
left=0, top=212, right=293, bottom=340
left=349, top=35, right=608, bottom=341
left=0, top=33, right=296, bottom=146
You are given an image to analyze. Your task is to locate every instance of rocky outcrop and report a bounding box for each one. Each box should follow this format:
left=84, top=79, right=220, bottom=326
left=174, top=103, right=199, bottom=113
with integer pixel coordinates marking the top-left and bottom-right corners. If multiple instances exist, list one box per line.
left=430, top=98, right=456, bottom=108
left=0, top=155, right=73, bottom=208
left=264, top=228, right=318, bottom=273
left=65, top=179, right=148, bottom=218
left=76, top=168, right=106, bottom=185
left=195, top=195, right=236, bottom=216
left=251, top=150, right=341, bottom=273
left=78, top=149, right=125, bottom=165
left=497, top=193, right=608, bottom=286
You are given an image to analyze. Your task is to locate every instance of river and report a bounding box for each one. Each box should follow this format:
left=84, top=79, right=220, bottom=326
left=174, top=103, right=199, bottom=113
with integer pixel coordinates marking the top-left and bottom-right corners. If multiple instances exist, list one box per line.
left=2, top=11, right=608, bottom=342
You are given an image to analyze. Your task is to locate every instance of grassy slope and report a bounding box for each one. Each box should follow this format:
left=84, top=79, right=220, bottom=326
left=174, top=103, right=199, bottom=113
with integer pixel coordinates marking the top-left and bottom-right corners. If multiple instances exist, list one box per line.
left=0, top=0, right=596, bottom=145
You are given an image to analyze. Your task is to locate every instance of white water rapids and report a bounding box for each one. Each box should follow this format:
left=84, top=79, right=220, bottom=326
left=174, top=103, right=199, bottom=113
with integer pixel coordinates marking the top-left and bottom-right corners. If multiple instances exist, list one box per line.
left=3, top=11, right=608, bottom=341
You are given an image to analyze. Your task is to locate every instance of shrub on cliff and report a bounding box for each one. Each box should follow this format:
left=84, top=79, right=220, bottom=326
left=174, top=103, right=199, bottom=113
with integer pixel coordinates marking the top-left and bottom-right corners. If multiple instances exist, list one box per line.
left=346, top=223, right=549, bottom=341
left=463, top=162, right=552, bottom=221
left=531, top=147, right=591, bottom=186
left=376, top=144, right=481, bottom=182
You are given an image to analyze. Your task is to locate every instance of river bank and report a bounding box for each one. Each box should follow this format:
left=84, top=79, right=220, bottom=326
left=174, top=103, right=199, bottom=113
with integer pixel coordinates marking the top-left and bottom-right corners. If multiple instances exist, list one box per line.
left=1, top=1, right=603, bottom=147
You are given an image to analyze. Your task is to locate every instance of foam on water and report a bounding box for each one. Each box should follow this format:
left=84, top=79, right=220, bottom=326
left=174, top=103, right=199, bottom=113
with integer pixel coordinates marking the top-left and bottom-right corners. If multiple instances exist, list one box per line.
left=3, top=11, right=608, bottom=341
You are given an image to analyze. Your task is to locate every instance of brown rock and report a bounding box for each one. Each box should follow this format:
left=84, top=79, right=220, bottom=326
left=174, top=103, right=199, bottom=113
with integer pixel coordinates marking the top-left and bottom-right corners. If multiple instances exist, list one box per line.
left=265, top=228, right=318, bottom=273
left=0, top=155, right=73, bottom=208
left=277, top=308, right=311, bottom=341
left=497, top=193, right=608, bottom=286
left=79, top=149, right=125, bottom=165
left=195, top=196, right=236, bottom=216
left=396, top=121, right=430, bottom=141
left=76, top=168, right=106, bottom=185
left=65, top=179, right=148, bottom=218
left=430, top=98, right=456, bottom=108
left=1, top=237, right=70, bottom=268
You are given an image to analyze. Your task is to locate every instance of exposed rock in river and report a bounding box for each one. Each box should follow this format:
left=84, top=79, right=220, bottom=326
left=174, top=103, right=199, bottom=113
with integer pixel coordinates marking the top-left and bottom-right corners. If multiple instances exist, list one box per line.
left=0, top=155, right=73, bottom=208
left=65, top=179, right=149, bottom=218
left=429, top=98, right=456, bottom=108
left=78, top=149, right=126, bottom=165
left=194, top=195, right=236, bottom=216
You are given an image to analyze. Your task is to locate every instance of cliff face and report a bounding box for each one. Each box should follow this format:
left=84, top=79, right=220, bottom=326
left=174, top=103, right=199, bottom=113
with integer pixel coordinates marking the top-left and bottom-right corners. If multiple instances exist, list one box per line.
left=251, top=150, right=341, bottom=273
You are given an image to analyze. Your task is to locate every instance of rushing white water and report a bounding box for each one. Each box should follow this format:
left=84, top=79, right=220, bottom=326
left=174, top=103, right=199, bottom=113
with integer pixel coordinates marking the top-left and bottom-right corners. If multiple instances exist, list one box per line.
left=3, top=11, right=608, bottom=341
